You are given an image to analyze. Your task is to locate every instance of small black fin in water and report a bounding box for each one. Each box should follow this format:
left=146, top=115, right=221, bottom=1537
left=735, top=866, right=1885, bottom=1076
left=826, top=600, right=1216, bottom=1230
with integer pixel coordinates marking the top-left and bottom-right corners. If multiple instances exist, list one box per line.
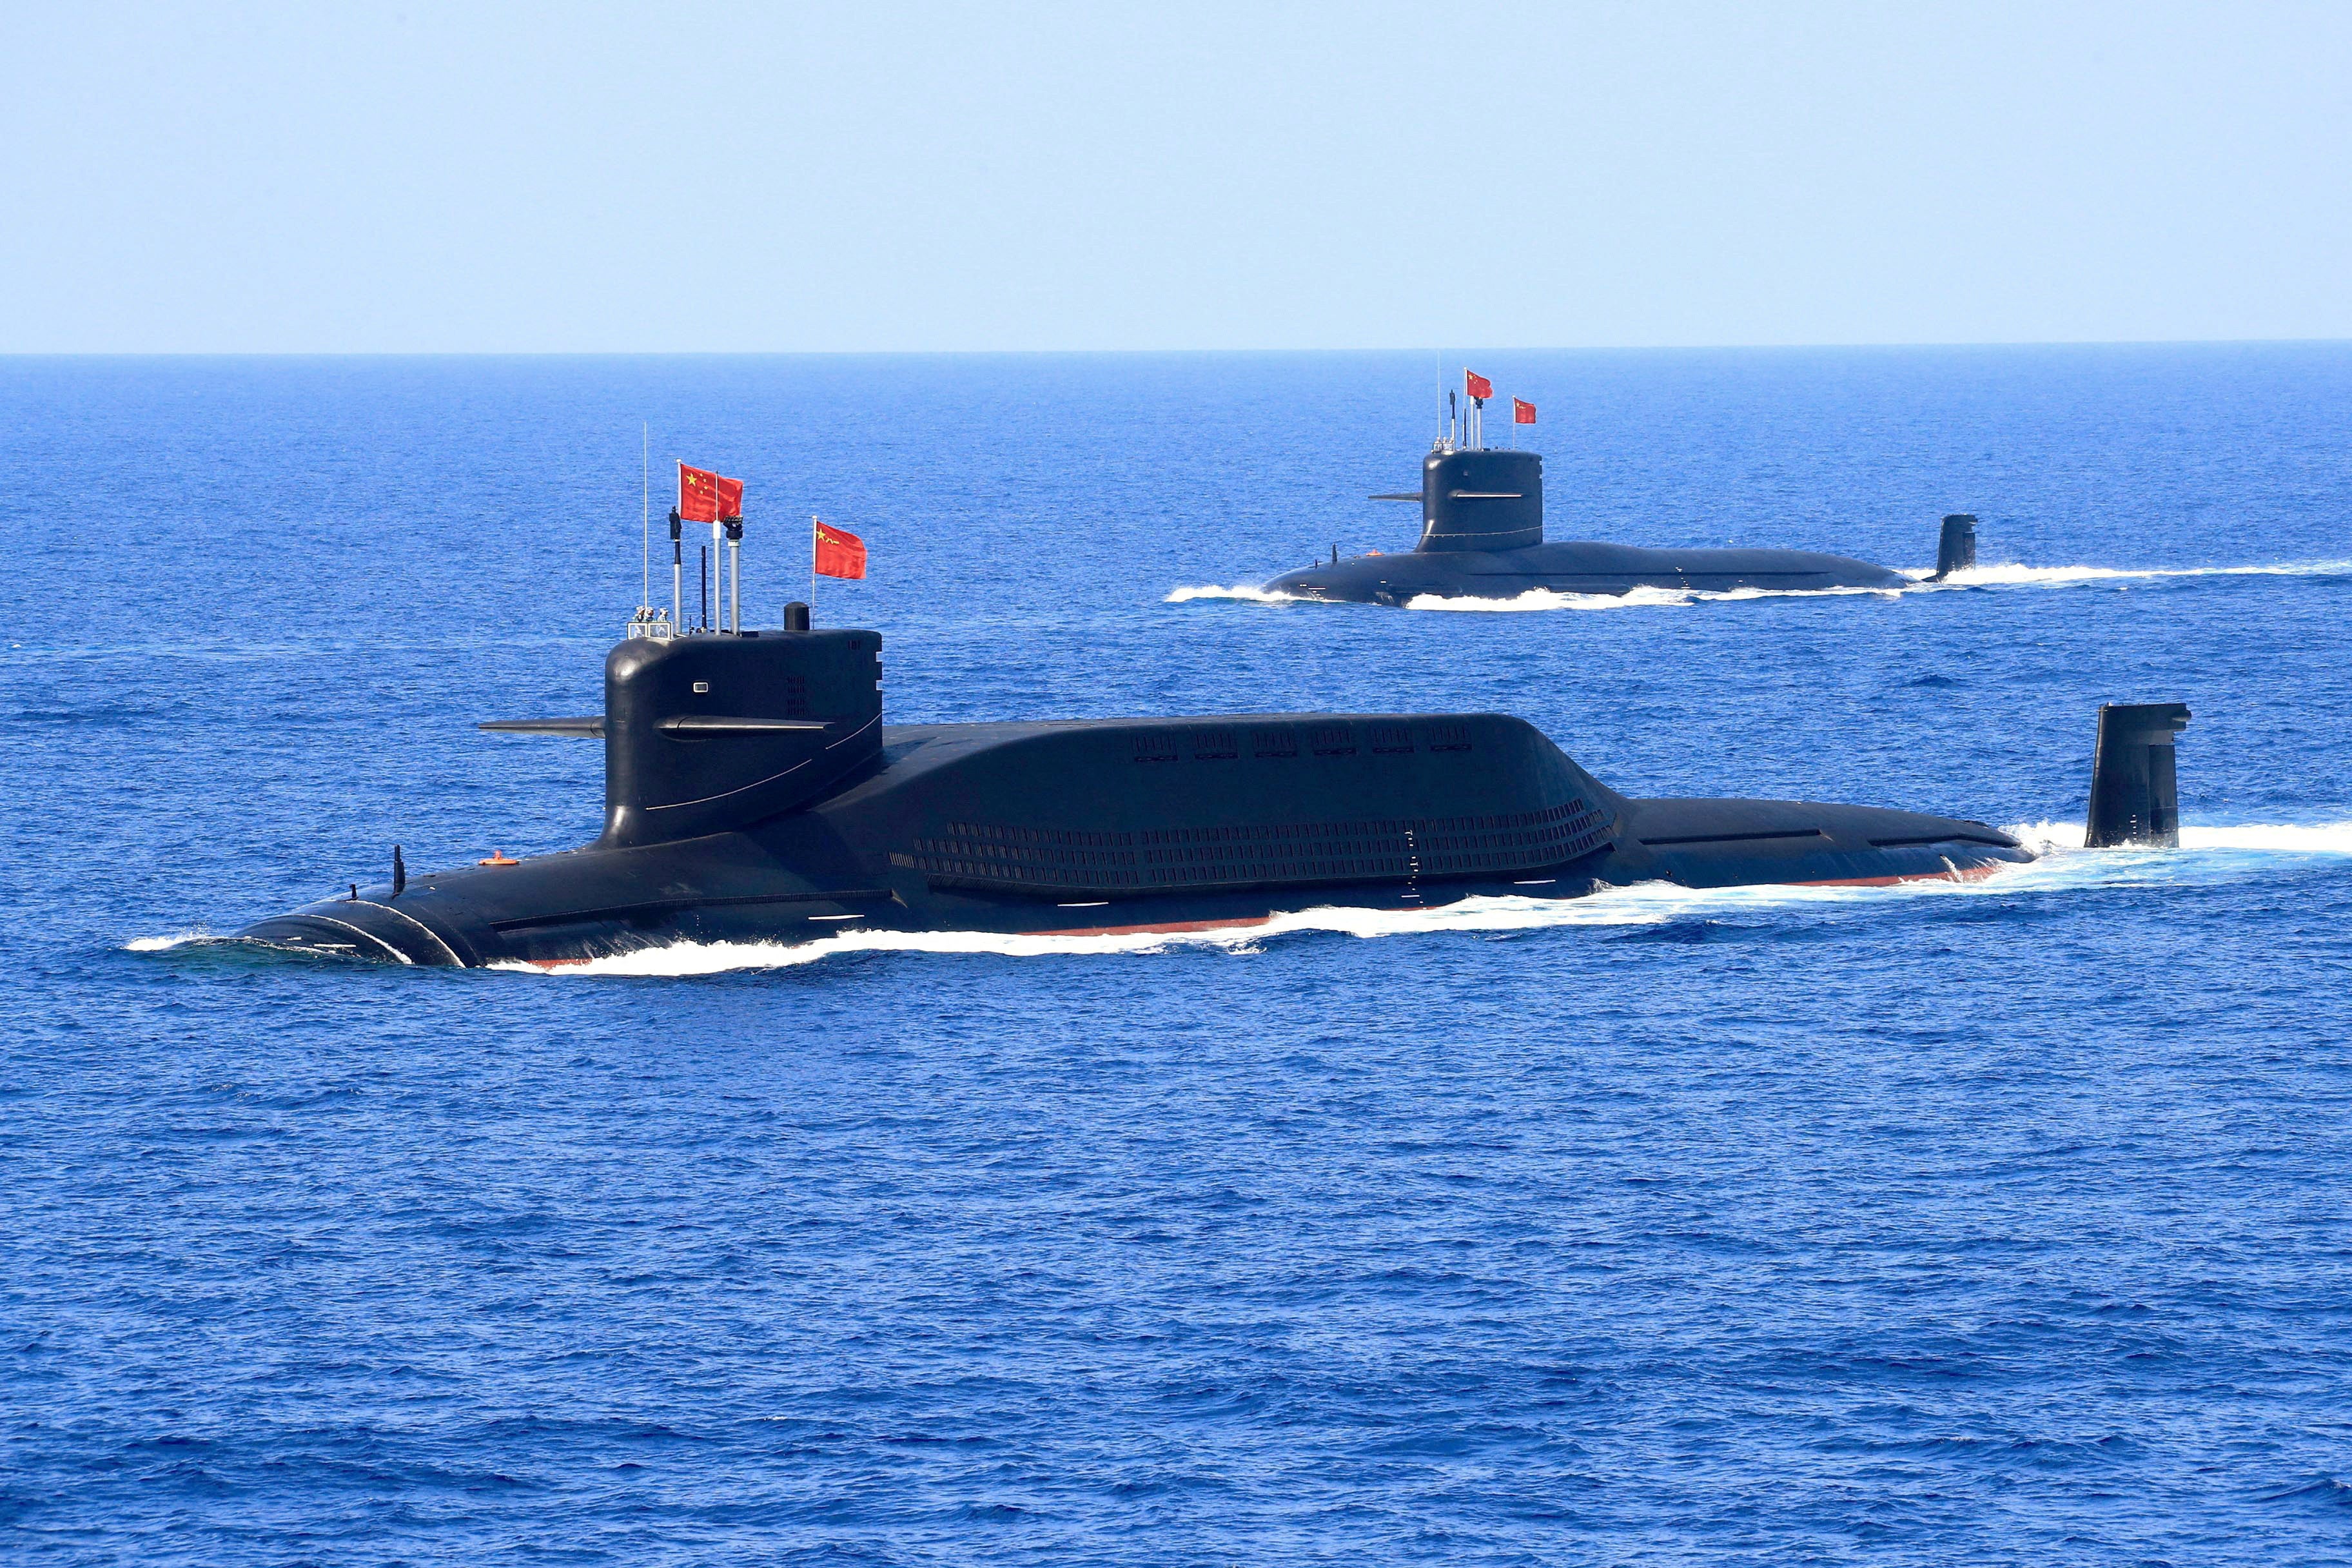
left=478, top=716, right=603, bottom=738
left=392, top=845, right=407, bottom=897
left=1931, top=514, right=1978, bottom=580
left=2085, top=703, right=2191, bottom=848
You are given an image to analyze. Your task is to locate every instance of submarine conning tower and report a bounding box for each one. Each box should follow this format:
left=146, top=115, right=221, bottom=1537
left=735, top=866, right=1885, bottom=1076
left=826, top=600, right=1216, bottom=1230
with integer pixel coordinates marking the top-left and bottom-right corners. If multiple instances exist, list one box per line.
left=1416, top=447, right=1543, bottom=553
left=599, top=625, right=883, bottom=848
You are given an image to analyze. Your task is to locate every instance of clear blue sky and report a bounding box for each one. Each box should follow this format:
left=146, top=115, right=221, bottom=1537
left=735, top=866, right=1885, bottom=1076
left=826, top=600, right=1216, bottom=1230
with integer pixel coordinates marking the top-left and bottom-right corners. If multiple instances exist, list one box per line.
left=5, top=1, right=2346, bottom=352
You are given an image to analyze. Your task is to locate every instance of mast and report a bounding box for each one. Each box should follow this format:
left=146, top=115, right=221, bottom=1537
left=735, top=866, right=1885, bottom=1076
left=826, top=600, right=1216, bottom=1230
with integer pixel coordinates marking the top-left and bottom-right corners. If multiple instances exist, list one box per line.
left=670, top=507, right=683, bottom=629
left=725, top=517, right=743, bottom=633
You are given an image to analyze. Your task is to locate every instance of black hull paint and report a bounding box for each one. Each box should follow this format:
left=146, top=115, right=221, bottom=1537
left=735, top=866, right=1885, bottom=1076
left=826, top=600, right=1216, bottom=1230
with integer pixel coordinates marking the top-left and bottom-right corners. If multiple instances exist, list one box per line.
left=1261, top=445, right=1914, bottom=603
left=1264, top=539, right=1910, bottom=605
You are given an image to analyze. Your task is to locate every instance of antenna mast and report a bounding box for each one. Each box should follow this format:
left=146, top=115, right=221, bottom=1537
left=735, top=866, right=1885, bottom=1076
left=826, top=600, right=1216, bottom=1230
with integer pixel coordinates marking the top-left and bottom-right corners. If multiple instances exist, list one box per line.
left=670, top=460, right=684, bottom=632
left=640, top=423, right=649, bottom=609
left=725, top=517, right=743, bottom=633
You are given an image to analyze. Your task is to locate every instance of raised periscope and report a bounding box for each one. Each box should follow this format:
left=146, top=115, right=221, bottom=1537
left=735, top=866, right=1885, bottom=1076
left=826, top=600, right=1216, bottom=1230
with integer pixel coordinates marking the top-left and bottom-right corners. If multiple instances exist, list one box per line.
left=1259, top=391, right=1980, bottom=603
left=234, top=603, right=2191, bottom=968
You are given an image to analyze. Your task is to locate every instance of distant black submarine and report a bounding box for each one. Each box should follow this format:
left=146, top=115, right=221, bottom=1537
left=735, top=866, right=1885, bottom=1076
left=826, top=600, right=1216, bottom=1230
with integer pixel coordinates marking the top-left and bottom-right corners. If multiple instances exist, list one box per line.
left=235, top=609, right=2186, bottom=969
left=1262, top=440, right=1979, bottom=605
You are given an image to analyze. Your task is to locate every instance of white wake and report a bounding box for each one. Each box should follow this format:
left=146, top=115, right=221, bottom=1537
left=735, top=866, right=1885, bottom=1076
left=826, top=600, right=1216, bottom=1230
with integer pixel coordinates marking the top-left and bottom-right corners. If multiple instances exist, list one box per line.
left=2006, top=818, right=2352, bottom=857
left=125, top=930, right=211, bottom=952
left=1405, top=582, right=1899, bottom=612
left=1909, top=560, right=2352, bottom=589
left=1170, top=560, right=2351, bottom=613
left=485, top=819, right=2352, bottom=977
left=1163, top=583, right=1300, bottom=605
left=495, top=883, right=1965, bottom=977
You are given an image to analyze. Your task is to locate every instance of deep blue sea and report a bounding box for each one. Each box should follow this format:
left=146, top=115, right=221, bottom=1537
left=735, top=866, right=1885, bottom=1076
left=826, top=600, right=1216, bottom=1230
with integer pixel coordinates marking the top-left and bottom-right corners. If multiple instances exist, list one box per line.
left=6, top=346, right=2352, bottom=1563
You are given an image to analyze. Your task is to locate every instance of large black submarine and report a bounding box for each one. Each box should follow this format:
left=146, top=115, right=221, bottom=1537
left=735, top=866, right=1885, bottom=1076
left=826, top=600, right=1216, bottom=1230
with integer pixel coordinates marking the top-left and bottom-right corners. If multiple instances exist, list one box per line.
left=236, top=608, right=2187, bottom=970
left=1262, top=427, right=1977, bottom=605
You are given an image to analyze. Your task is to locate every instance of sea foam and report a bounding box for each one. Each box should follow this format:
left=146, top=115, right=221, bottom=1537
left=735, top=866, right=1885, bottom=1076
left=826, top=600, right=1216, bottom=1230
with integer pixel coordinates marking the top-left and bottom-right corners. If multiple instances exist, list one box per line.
left=489, top=820, right=2352, bottom=977
left=1170, top=560, right=2352, bottom=614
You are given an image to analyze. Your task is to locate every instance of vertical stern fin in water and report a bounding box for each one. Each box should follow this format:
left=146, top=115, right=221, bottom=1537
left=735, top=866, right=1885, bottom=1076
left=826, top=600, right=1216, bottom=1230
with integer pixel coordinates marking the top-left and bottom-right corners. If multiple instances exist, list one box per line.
left=1931, top=514, right=1977, bottom=580
left=2085, top=702, right=2191, bottom=848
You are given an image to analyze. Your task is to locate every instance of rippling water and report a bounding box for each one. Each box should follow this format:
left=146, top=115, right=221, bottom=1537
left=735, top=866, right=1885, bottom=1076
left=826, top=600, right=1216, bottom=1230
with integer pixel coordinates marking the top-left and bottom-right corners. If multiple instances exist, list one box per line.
left=7, top=346, right=2352, bottom=1562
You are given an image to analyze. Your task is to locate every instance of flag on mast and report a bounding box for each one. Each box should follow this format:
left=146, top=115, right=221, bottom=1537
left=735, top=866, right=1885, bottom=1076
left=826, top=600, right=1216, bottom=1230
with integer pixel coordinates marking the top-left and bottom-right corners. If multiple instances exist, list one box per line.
left=814, top=519, right=867, bottom=580
left=1513, top=397, right=1537, bottom=424
left=678, top=462, right=743, bottom=522
left=1464, top=369, right=1494, bottom=401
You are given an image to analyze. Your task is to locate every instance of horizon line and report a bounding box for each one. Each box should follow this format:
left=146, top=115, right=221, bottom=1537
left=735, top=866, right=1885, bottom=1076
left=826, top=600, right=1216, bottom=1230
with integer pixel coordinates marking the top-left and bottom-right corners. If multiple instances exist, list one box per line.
left=3, top=336, right=2349, bottom=360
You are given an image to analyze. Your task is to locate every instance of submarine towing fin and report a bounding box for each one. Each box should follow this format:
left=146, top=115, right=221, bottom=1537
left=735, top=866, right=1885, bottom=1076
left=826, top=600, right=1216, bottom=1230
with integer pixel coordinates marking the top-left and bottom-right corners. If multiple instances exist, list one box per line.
left=2084, top=701, right=2191, bottom=848
left=1932, top=514, right=1978, bottom=580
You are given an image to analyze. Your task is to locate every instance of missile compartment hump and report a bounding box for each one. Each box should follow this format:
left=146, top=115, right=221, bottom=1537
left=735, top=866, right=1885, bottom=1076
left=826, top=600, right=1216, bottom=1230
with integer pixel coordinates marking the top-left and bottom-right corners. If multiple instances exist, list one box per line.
left=826, top=711, right=1620, bottom=901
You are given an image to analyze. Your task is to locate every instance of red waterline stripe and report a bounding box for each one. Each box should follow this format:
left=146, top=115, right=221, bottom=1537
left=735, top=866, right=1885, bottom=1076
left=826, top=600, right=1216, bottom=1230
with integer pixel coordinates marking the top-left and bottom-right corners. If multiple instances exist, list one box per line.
left=1054, top=867, right=2004, bottom=930
left=523, top=912, right=1278, bottom=961
left=1790, top=863, right=2006, bottom=888
left=1037, top=914, right=1277, bottom=939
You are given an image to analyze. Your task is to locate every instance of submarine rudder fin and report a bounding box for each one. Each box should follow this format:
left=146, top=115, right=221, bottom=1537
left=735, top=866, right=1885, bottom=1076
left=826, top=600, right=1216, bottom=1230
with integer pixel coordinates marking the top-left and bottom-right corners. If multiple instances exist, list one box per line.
left=1930, top=514, right=1977, bottom=580
left=2084, top=701, right=2190, bottom=848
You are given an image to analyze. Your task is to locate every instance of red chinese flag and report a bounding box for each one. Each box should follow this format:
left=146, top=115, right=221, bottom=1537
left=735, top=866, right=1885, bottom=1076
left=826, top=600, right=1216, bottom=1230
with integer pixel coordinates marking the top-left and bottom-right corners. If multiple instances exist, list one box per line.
left=678, top=462, right=744, bottom=523
left=1513, top=397, right=1537, bottom=425
left=1464, top=369, right=1494, bottom=400
left=814, top=520, right=867, bottom=580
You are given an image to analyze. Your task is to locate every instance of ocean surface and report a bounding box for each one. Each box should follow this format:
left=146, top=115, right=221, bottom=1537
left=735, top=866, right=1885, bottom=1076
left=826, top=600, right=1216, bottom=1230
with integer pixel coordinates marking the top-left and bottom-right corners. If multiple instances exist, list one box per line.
left=6, top=346, right=2352, bottom=1563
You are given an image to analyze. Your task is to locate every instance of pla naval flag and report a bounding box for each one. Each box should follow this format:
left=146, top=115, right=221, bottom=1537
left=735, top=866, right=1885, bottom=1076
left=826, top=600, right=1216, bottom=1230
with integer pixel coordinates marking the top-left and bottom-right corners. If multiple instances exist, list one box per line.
left=814, top=519, right=867, bottom=580
left=678, top=462, right=744, bottom=522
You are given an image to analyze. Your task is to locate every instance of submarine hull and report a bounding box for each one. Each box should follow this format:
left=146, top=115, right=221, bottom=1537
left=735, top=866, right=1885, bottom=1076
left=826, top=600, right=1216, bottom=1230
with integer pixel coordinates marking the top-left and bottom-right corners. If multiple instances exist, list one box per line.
left=1266, top=539, right=1910, bottom=605
left=1260, top=446, right=1912, bottom=603
left=238, top=712, right=2030, bottom=969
